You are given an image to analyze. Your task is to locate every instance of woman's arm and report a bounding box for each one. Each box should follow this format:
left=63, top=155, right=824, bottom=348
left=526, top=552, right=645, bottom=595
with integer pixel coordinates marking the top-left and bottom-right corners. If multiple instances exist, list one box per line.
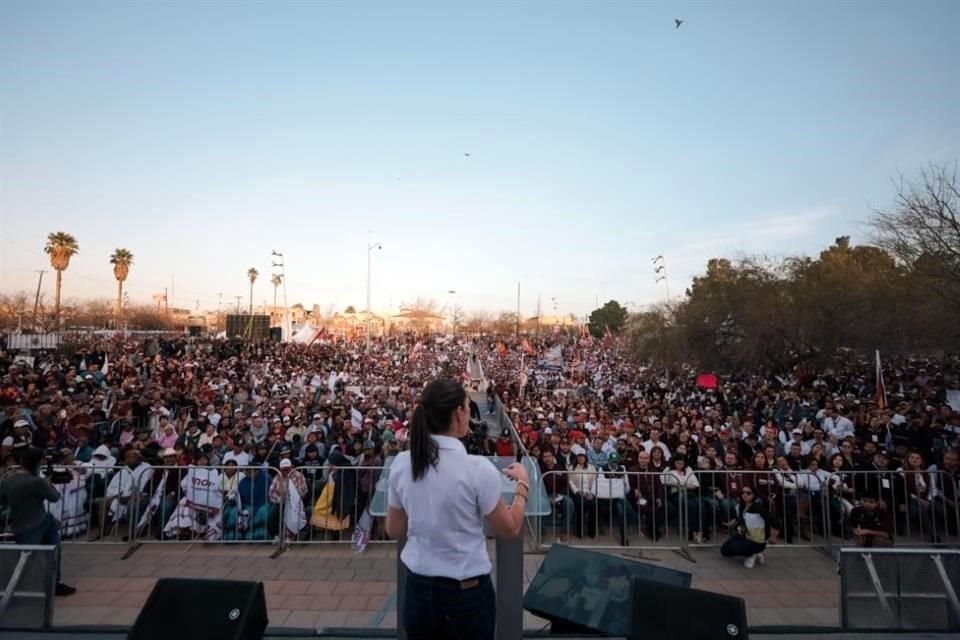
left=485, top=462, right=529, bottom=539
left=485, top=495, right=527, bottom=539
left=386, top=505, right=408, bottom=539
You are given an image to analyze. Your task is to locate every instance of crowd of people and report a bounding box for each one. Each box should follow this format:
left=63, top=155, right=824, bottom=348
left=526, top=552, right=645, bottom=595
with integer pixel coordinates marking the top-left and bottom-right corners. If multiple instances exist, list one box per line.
left=0, top=332, right=958, bottom=572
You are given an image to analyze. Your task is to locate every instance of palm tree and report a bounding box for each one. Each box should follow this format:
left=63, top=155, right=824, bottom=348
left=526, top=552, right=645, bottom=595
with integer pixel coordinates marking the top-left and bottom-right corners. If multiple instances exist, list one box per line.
left=110, top=249, right=134, bottom=328
left=247, top=268, right=259, bottom=315
left=270, top=274, right=282, bottom=311
left=43, top=231, right=79, bottom=329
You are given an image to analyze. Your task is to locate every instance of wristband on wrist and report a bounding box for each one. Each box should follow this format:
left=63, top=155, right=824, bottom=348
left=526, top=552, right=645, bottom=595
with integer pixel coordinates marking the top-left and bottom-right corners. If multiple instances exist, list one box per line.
left=516, top=480, right=530, bottom=492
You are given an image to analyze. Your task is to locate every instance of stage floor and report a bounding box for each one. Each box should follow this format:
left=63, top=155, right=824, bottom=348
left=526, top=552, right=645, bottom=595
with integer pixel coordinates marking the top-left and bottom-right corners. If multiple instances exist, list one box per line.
left=55, top=542, right=842, bottom=629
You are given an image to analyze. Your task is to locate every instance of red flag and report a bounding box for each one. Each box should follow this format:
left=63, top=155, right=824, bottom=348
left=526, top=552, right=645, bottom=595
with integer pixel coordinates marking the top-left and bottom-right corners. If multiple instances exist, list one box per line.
left=521, top=338, right=536, bottom=356
left=875, top=350, right=887, bottom=409
left=696, top=373, right=718, bottom=389
left=603, top=326, right=613, bottom=348
left=497, top=342, right=507, bottom=355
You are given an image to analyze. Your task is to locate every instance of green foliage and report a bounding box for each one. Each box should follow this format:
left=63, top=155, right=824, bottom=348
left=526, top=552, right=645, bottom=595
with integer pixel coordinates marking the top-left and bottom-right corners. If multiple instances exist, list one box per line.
left=588, top=300, right=628, bottom=337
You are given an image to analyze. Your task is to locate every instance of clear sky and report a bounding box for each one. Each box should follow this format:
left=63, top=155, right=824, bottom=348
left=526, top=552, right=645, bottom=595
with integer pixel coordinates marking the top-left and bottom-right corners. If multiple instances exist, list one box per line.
left=1, top=0, right=957, bottom=318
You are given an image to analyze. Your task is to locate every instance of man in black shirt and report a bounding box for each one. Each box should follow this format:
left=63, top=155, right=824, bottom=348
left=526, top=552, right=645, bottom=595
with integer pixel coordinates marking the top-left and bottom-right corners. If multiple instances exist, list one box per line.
left=848, top=494, right=893, bottom=547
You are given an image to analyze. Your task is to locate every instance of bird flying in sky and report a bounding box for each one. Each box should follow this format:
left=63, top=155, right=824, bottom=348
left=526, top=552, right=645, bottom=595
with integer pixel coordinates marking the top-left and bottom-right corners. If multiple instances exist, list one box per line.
left=464, top=152, right=471, bottom=158
left=675, top=19, right=683, bottom=30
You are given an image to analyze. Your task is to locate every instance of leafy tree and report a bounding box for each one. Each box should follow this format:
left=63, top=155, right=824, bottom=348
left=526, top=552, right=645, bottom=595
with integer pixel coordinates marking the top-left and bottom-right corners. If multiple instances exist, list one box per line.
left=588, top=300, right=627, bottom=337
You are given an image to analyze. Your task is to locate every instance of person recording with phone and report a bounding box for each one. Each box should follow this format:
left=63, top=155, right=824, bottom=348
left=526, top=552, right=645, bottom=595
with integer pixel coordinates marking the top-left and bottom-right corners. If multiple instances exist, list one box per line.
left=0, top=447, right=76, bottom=596
left=386, top=378, right=530, bottom=640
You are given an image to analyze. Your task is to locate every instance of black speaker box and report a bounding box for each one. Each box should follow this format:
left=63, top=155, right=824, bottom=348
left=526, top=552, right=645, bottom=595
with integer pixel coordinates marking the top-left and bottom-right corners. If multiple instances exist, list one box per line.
left=128, top=578, right=268, bottom=640
left=629, top=576, right=748, bottom=640
left=523, top=544, right=692, bottom=636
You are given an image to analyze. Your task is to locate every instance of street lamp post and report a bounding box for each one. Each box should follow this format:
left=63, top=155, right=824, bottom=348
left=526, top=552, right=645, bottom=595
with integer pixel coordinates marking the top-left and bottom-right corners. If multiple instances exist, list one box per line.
left=366, top=241, right=382, bottom=352
left=447, top=289, right=457, bottom=334
left=272, top=250, right=288, bottom=340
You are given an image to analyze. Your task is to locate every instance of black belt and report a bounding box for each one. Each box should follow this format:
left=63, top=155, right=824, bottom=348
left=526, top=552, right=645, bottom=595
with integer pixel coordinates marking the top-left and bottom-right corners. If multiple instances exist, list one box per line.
left=411, top=572, right=487, bottom=590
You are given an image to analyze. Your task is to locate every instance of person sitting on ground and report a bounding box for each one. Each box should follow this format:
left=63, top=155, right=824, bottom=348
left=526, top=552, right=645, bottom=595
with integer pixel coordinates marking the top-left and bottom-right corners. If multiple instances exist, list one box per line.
left=848, top=493, right=894, bottom=547
left=720, top=484, right=770, bottom=569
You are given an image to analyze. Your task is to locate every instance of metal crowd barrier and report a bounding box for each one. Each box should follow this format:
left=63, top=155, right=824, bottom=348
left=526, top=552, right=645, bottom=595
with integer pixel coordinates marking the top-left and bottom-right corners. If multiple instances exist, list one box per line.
left=535, top=467, right=960, bottom=553
left=3, top=463, right=956, bottom=554
left=283, top=465, right=387, bottom=548
left=129, top=464, right=279, bottom=545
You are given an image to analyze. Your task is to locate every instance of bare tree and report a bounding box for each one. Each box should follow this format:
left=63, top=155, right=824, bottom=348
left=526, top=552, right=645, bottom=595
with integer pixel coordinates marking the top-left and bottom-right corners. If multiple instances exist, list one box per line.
left=493, top=311, right=519, bottom=336
left=463, top=310, right=491, bottom=335
left=871, top=163, right=960, bottom=302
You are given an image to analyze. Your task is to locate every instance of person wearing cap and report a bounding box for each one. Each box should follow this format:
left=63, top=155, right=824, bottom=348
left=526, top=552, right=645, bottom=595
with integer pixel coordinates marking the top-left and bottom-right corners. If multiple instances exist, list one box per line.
left=595, top=451, right=632, bottom=546
left=269, top=458, right=308, bottom=541
left=0, top=447, right=76, bottom=596
left=386, top=378, right=529, bottom=640
left=495, top=428, right=516, bottom=457
left=8, top=419, right=33, bottom=462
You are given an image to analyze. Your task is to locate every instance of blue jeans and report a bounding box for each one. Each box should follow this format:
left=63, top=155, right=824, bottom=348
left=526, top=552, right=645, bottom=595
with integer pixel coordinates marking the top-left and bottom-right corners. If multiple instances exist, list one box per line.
left=403, top=571, right=495, bottom=640
left=14, top=512, right=62, bottom=584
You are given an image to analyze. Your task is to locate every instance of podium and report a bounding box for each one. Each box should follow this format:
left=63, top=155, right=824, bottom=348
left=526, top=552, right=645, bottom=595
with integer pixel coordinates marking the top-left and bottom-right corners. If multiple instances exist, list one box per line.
left=370, top=455, right=550, bottom=640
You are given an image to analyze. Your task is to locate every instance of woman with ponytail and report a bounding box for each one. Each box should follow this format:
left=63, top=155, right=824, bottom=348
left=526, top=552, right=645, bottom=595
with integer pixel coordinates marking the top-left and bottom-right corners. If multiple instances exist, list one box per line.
left=387, top=378, right=529, bottom=640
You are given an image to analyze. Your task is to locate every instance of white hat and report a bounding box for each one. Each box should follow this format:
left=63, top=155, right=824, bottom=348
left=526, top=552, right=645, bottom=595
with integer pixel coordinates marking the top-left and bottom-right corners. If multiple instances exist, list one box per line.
left=703, top=425, right=714, bottom=433
left=279, top=459, right=292, bottom=469
left=14, top=419, right=30, bottom=429
left=572, top=445, right=587, bottom=456
left=543, top=427, right=553, bottom=435
left=162, top=448, right=177, bottom=458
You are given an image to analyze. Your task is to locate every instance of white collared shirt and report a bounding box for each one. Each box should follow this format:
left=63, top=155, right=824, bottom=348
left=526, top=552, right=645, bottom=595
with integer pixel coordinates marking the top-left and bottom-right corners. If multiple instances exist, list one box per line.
left=388, top=434, right=502, bottom=580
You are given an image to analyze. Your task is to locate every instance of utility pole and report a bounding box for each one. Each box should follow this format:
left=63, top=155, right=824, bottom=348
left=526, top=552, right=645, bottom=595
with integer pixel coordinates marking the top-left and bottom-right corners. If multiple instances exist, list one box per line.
left=272, top=250, right=288, bottom=341
left=32, top=270, right=45, bottom=331
left=366, top=241, right=382, bottom=352
left=515, top=281, right=520, bottom=337
left=535, top=294, right=542, bottom=336
left=652, top=255, right=671, bottom=302
left=164, top=288, right=169, bottom=314
left=234, top=296, right=242, bottom=314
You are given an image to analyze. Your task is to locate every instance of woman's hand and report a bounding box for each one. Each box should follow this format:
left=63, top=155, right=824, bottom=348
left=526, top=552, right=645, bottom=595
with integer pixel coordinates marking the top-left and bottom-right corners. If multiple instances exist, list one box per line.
left=504, top=462, right=529, bottom=485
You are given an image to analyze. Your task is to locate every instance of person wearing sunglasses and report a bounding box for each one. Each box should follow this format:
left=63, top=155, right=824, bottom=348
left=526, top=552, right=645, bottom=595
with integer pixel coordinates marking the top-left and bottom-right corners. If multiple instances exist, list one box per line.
left=720, top=484, right=770, bottom=568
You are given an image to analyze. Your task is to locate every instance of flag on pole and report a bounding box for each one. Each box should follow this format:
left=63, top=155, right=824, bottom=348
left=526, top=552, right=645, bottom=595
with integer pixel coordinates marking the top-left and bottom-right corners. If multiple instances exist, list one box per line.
left=521, top=337, right=536, bottom=356
left=875, top=350, right=887, bottom=409
left=101, top=354, right=109, bottom=376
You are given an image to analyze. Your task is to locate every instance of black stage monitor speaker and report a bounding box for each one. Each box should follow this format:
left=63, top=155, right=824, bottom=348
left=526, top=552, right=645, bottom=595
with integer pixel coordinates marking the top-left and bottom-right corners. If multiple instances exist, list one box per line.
left=128, top=578, right=268, bottom=640
left=523, top=544, right=693, bottom=636
left=629, top=576, right=748, bottom=640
